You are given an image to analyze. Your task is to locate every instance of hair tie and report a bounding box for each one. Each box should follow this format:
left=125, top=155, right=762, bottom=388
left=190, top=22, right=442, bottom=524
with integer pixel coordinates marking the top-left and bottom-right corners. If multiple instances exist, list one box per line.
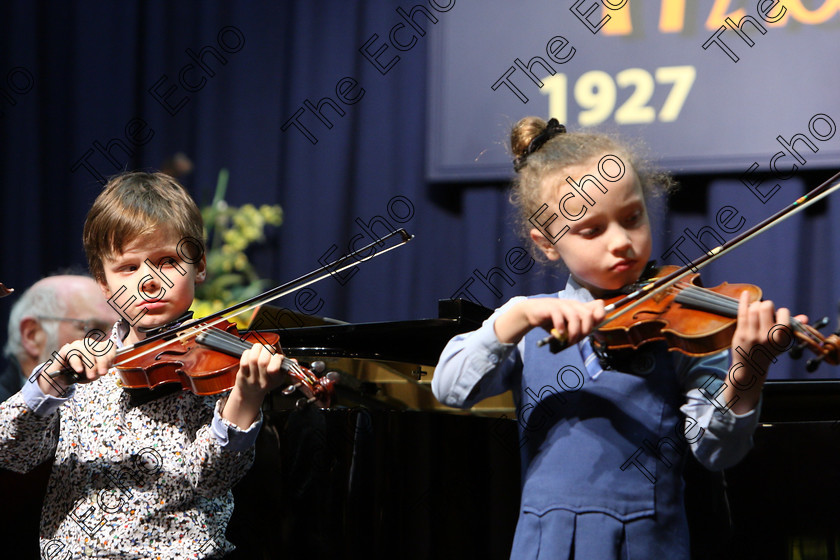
left=513, top=118, right=567, bottom=172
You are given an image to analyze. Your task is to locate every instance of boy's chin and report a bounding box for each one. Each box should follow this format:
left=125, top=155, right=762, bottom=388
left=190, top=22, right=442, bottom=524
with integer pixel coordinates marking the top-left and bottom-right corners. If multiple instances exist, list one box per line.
left=133, top=311, right=183, bottom=332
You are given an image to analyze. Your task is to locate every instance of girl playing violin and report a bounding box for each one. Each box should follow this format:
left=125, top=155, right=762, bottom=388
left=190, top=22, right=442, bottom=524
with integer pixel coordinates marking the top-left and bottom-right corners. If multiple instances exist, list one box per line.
left=432, top=117, right=802, bottom=559
left=0, top=172, right=290, bottom=559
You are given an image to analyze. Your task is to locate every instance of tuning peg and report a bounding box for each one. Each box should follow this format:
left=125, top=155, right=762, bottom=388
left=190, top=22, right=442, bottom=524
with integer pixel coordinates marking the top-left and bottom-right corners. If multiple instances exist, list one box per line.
left=282, top=382, right=302, bottom=395
left=295, top=396, right=317, bottom=409
left=813, top=317, right=830, bottom=329
left=325, top=371, right=340, bottom=382
left=790, top=317, right=830, bottom=359
left=806, top=354, right=825, bottom=372
left=310, top=361, right=326, bottom=374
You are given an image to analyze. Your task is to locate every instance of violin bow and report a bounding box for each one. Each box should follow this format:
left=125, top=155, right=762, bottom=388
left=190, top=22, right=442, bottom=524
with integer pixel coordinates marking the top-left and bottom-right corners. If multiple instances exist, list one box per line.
left=49, top=228, right=414, bottom=380
left=538, top=169, right=840, bottom=350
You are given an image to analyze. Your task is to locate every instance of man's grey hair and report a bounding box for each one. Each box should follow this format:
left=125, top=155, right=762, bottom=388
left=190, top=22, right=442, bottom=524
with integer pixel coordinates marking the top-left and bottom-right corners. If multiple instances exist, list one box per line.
left=4, top=282, right=67, bottom=359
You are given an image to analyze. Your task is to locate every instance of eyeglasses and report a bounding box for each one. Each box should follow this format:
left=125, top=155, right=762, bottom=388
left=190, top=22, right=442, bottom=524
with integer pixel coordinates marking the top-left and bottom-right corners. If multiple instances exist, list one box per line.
left=36, top=316, right=113, bottom=335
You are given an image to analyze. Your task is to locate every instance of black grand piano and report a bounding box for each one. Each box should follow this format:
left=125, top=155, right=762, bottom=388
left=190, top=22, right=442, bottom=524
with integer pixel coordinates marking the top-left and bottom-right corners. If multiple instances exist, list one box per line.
left=227, top=300, right=840, bottom=560
left=226, top=300, right=521, bottom=560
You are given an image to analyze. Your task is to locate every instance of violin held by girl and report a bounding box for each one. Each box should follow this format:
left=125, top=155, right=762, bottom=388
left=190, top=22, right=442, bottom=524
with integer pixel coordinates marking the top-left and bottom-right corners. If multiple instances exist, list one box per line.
left=432, top=117, right=806, bottom=559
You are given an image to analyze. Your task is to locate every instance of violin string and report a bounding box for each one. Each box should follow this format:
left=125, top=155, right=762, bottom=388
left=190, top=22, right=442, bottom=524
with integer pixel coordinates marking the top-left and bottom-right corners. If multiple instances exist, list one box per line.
left=197, top=328, right=311, bottom=381
left=199, top=330, right=303, bottom=374
left=675, top=284, right=812, bottom=337
left=601, top=268, right=695, bottom=327
left=109, top=317, right=231, bottom=368
left=671, top=284, right=818, bottom=344
left=195, top=329, right=250, bottom=356
left=672, top=284, right=738, bottom=317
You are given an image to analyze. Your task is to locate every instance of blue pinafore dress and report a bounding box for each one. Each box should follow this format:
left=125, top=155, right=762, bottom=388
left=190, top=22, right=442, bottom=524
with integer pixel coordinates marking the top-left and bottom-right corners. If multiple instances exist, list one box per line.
left=509, top=296, right=691, bottom=560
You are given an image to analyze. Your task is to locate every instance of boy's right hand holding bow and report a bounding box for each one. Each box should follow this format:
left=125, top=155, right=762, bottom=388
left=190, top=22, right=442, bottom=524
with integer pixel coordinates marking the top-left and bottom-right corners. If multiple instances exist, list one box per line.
left=494, top=299, right=606, bottom=346
left=38, top=339, right=116, bottom=397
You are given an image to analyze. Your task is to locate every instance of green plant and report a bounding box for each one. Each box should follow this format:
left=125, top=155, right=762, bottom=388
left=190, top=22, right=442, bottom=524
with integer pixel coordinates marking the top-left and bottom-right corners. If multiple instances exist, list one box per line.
left=191, top=169, right=283, bottom=327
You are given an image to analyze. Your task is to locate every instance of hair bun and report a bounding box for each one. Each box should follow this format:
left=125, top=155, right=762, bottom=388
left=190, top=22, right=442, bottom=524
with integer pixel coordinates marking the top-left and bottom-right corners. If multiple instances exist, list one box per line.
left=510, top=117, right=547, bottom=159
left=511, top=117, right=567, bottom=172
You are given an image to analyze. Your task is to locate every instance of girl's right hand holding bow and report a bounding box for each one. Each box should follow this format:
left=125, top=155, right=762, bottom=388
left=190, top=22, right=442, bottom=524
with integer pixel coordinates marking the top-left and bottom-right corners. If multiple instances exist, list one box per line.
left=494, top=298, right=606, bottom=346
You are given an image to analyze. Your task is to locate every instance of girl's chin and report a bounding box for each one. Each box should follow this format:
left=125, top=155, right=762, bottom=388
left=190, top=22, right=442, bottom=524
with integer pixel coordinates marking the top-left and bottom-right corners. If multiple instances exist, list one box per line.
left=582, top=273, right=641, bottom=296
left=577, top=279, right=617, bottom=297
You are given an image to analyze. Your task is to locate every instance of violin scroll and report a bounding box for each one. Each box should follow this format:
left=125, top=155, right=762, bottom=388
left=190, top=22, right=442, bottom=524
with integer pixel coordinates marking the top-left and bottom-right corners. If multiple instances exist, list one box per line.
left=280, top=360, right=340, bottom=409
left=787, top=316, right=840, bottom=372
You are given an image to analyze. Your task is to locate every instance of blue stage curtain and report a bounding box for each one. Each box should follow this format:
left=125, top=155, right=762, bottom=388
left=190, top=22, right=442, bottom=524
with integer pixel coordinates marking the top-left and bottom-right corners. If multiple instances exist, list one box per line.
left=0, top=1, right=836, bottom=380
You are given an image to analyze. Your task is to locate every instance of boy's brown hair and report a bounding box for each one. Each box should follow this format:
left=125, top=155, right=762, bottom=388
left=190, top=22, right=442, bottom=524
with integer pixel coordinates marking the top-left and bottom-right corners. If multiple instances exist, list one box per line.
left=83, top=172, right=205, bottom=283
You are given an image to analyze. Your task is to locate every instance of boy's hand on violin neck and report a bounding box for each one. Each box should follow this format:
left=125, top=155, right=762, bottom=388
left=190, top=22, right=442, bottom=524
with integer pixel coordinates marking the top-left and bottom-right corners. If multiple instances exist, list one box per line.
left=236, top=343, right=291, bottom=395
left=495, top=299, right=605, bottom=345
left=222, top=343, right=291, bottom=428
left=38, top=339, right=115, bottom=397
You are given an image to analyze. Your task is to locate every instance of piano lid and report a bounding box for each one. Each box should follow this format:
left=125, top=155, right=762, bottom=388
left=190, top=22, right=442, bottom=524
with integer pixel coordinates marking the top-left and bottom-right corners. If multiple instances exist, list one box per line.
left=256, top=299, right=492, bottom=366
left=758, top=380, right=840, bottom=423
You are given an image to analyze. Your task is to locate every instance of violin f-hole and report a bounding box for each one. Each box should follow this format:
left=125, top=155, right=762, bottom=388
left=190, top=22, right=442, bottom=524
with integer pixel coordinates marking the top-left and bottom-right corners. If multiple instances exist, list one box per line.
left=153, top=348, right=190, bottom=361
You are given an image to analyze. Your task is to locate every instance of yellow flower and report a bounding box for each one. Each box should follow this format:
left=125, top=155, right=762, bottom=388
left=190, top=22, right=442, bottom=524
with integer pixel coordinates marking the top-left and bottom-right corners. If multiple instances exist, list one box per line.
left=196, top=181, right=281, bottom=331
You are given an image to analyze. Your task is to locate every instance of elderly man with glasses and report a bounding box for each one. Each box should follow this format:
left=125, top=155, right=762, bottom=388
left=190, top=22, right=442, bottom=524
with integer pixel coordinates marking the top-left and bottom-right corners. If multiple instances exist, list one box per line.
left=1, top=275, right=118, bottom=402
left=0, top=275, right=118, bottom=559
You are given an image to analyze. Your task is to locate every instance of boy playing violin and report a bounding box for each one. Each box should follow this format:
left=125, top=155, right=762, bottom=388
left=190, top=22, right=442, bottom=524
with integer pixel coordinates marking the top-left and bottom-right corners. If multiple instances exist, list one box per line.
left=0, top=172, right=289, bottom=559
